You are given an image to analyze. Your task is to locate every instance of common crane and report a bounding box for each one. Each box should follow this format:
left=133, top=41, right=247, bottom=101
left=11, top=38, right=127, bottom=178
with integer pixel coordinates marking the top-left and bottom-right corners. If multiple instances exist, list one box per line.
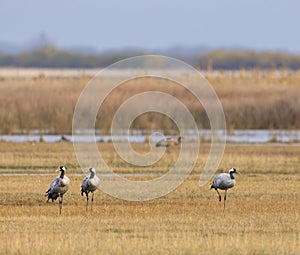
left=45, top=165, right=70, bottom=215
left=81, top=167, right=100, bottom=211
left=155, top=136, right=182, bottom=147
left=211, top=168, right=240, bottom=209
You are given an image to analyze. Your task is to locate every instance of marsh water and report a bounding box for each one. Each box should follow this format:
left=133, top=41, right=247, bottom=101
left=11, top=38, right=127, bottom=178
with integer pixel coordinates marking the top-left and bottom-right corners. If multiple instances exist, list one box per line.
left=0, top=129, right=299, bottom=143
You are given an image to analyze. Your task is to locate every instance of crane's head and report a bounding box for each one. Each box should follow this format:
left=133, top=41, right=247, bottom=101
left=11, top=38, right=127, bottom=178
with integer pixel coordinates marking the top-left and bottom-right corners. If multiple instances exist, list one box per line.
left=229, top=168, right=240, bottom=175
left=56, top=165, right=66, bottom=172
left=89, top=167, right=96, bottom=174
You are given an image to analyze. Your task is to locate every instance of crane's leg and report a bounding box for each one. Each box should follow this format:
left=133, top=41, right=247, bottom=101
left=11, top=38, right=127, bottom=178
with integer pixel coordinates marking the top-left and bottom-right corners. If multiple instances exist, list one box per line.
left=215, top=189, right=222, bottom=202
left=91, top=192, right=95, bottom=211
left=85, top=193, right=89, bottom=212
left=59, top=195, right=63, bottom=215
left=224, top=190, right=227, bottom=210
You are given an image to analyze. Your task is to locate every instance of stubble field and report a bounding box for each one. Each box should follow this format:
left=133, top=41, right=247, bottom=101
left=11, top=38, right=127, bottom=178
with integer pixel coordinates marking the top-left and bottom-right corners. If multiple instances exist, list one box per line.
left=0, top=142, right=299, bottom=254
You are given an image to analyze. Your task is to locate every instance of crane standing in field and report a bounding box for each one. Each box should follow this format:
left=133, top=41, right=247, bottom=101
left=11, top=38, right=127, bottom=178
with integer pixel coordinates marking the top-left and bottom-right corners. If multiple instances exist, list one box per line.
left=155, top=136, right=182, bottom=147
left=210, top=168, right=240, bottom=210
left=45, top=165, right=70, bottom=215
left=81, top=167, right=100, bottom=211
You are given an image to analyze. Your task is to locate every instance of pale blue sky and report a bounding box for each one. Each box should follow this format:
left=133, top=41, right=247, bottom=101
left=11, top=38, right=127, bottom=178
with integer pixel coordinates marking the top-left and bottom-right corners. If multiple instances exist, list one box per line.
left=1, top=0, right=299, bottom=52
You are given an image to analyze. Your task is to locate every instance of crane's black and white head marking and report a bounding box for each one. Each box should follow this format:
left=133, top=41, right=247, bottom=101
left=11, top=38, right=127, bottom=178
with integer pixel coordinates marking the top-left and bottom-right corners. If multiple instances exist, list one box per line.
left=60, top=166, right=66, bottom=172
left=228, top=168, right=239, bottom=179
left=58, top=166, right=67, bottom=178
left=229, top=168, right=237, bottom=174
left=89, top=168, right=96, bottom=173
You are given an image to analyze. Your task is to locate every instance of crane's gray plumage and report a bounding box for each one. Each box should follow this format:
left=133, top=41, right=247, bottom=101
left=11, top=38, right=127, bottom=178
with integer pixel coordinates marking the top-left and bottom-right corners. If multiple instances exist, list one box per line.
left=156, top=136, right=182, bottom=147
left=211, top=168, right=239, bottom=209
left=81, top=167, right=100, bottom=211
left=45, top=165, right=70, bottom=215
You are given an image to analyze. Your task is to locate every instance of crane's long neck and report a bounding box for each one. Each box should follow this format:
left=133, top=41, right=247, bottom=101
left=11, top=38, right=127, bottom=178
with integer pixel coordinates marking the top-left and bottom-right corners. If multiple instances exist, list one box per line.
left=229, top=172, right=235, bottom=179
left=60, top=170, right=65, bottom=179
left=90, top=172, right=95, bottom=178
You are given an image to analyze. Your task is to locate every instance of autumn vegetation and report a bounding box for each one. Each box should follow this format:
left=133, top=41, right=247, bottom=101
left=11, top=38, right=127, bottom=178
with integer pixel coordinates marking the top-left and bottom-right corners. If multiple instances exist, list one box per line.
left=0, top=69, right=299, bottom=134
left=0, top=67, right=299, bottom=254
left=0, top=143, right=299, bottom=254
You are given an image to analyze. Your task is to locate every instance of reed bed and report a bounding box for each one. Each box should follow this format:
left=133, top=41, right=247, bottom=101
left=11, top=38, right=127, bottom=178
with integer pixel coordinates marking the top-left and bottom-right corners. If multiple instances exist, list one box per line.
left=0, top=69, right=300, bottom=134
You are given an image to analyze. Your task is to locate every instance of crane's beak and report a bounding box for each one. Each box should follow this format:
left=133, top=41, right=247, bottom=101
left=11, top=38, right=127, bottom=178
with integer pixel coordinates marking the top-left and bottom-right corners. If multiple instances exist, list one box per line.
left=236, top=171, right=241, bottom=175
left=55, top=169, right=61, bottom=172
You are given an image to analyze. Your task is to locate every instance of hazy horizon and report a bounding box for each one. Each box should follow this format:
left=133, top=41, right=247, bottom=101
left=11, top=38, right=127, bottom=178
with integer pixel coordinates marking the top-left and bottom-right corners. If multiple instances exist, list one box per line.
left=1, top=0, right=300, bottom=53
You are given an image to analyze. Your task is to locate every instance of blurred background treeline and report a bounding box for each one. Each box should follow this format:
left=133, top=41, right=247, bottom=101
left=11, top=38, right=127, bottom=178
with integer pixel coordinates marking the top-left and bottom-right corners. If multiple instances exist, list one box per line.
left=1, top=46, right=300, bottom=70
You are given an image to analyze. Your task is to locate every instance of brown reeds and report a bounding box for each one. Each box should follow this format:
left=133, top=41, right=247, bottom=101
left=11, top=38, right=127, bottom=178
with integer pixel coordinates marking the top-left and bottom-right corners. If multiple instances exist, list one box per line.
left=0, top=69, right=299, bottom=134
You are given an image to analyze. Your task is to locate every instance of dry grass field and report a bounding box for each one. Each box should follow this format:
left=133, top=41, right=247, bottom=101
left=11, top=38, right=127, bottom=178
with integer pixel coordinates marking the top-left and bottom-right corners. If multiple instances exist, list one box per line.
left=0, top=142, right=299, bottom=254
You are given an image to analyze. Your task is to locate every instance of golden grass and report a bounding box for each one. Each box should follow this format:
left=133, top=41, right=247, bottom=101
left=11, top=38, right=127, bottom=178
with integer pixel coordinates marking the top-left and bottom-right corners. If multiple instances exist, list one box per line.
left=0, top=143, right=299, bottom=254
left=1, top=143, right=300, bottom=175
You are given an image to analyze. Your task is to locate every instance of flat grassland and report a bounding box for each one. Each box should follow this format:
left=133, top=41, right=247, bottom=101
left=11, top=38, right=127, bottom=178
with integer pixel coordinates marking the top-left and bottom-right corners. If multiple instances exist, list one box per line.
left=0, top=142, right=299, bottom=254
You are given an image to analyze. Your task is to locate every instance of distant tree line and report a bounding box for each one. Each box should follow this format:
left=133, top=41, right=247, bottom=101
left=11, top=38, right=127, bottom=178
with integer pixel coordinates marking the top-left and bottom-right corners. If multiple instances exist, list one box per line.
left=1, top=47, right=300, bottom=70
left=0, top=47, right=132, bottom=68
left=196, top=50, right=300, bottom=70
